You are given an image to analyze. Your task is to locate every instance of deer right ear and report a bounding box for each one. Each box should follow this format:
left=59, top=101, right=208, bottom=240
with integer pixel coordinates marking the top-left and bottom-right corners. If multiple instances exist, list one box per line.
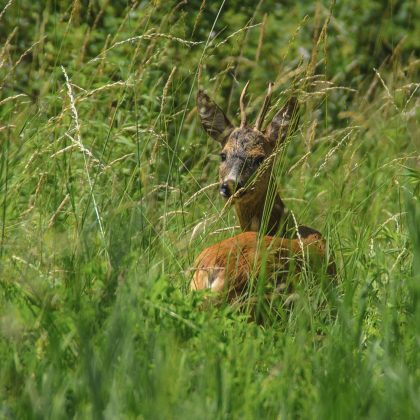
left=265, top=97, right=300, bottom=145
left=197, top=90, right=233, bottom=144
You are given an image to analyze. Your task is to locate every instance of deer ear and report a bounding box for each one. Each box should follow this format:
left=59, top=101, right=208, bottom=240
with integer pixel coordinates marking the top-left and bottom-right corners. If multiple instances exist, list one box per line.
left=197, top=90, right=233, bottom=144
left=265, top=97, right=300, bottom=144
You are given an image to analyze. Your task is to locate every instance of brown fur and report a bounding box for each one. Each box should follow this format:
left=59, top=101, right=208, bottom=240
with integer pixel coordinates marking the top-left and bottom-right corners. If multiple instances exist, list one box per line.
left=190, top=232, right=333, bottom=302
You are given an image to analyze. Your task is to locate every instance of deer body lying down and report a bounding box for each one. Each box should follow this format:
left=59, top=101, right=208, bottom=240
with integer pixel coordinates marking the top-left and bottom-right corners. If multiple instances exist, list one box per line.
left=190, top=83, right=334, bottom=299
left=191, top=231, right=332, bottom=301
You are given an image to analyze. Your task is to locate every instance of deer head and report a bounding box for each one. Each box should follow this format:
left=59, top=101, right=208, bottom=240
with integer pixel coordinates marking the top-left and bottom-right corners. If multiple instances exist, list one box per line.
left=197, top=83, right=299, bottom=203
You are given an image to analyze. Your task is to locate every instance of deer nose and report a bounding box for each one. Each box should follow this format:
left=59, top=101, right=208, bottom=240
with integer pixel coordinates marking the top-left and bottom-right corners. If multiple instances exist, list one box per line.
left=220, top=182, right=231, bottom=198
left=220, top=180, right=243, bottom=198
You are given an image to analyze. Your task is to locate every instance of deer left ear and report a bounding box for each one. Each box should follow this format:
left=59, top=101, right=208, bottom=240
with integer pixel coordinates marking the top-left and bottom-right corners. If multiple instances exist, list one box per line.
left=197, top=90, right=233, bottom=144
left=265, top=97, right=300, bottom=144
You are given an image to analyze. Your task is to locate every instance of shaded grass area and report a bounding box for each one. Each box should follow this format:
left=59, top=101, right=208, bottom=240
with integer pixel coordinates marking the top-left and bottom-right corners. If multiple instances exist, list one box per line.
left=0, top=0, right=419, bottom=417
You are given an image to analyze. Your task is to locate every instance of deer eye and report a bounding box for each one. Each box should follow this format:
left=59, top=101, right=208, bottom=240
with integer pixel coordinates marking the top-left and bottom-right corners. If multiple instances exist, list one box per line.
left=220, top=153, right=227, bottom=162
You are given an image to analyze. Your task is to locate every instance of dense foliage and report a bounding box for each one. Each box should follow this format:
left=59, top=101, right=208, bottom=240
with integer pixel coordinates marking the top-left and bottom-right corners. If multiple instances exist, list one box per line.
left=0, top=0, right=419, bottom=417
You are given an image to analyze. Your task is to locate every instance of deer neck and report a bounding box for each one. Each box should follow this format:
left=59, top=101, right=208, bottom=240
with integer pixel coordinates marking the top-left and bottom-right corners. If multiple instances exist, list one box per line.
left=234, top=187, right=286, bottom=235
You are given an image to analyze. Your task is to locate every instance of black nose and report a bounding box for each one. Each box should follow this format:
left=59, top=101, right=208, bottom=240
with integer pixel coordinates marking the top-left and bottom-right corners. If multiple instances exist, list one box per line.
left=220, top=183, right=231, bottom=198
left=220, top=181, right=243, bottom=198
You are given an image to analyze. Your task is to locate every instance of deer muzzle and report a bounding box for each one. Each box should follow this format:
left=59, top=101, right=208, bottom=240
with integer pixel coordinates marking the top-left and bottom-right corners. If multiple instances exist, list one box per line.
left=220, top=179, right=243, bottom=198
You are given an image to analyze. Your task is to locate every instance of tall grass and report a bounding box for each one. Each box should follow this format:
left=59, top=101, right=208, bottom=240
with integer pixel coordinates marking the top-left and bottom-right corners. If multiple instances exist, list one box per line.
left=0, top=0, right=419, bottom=417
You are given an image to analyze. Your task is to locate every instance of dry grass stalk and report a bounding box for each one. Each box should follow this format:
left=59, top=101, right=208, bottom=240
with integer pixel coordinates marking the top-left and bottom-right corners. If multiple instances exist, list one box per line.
left=0, top=94, right=27, bottom=106
left=61, top=66, right=107, bottom=243
left=0, top=0, right=13, bottom=23
left=209, top=226, right=241, bottom=236
left=314, top=129, right=354, bottom=178
left=290, top=210, right=304, bottom=259
left=185, top=182, right=219, bottom=207
left=213, top=23, right=261, bottom=49
left=191, top=0, right=206, bottom=37
left=373, top=67, right=399, bottom=112
left=306, top=0, right=335, bottom=79
left=19, top=173, right=45, bottom=218
left=160, top=66, right=177, bottom=114
left=255, top=13, right=268, bottom=62
left=93, top=32, right=204, bottom=62
left=0, top=27, right=18, bottom=69
left=48, top=195, right=70, bottom=228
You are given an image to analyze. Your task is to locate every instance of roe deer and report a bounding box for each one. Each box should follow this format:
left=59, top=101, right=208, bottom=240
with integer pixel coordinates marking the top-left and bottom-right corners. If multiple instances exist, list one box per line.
left=190, top=83, right=335, bottom=299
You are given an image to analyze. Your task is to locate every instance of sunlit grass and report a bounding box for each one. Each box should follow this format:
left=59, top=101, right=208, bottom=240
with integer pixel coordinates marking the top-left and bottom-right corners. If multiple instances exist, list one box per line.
left=0, top=0, right=419, bottom=417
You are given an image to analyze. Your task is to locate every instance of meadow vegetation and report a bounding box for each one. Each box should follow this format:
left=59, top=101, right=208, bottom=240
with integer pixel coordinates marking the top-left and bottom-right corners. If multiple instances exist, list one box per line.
left=0, top=0, right=419, bottom=417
